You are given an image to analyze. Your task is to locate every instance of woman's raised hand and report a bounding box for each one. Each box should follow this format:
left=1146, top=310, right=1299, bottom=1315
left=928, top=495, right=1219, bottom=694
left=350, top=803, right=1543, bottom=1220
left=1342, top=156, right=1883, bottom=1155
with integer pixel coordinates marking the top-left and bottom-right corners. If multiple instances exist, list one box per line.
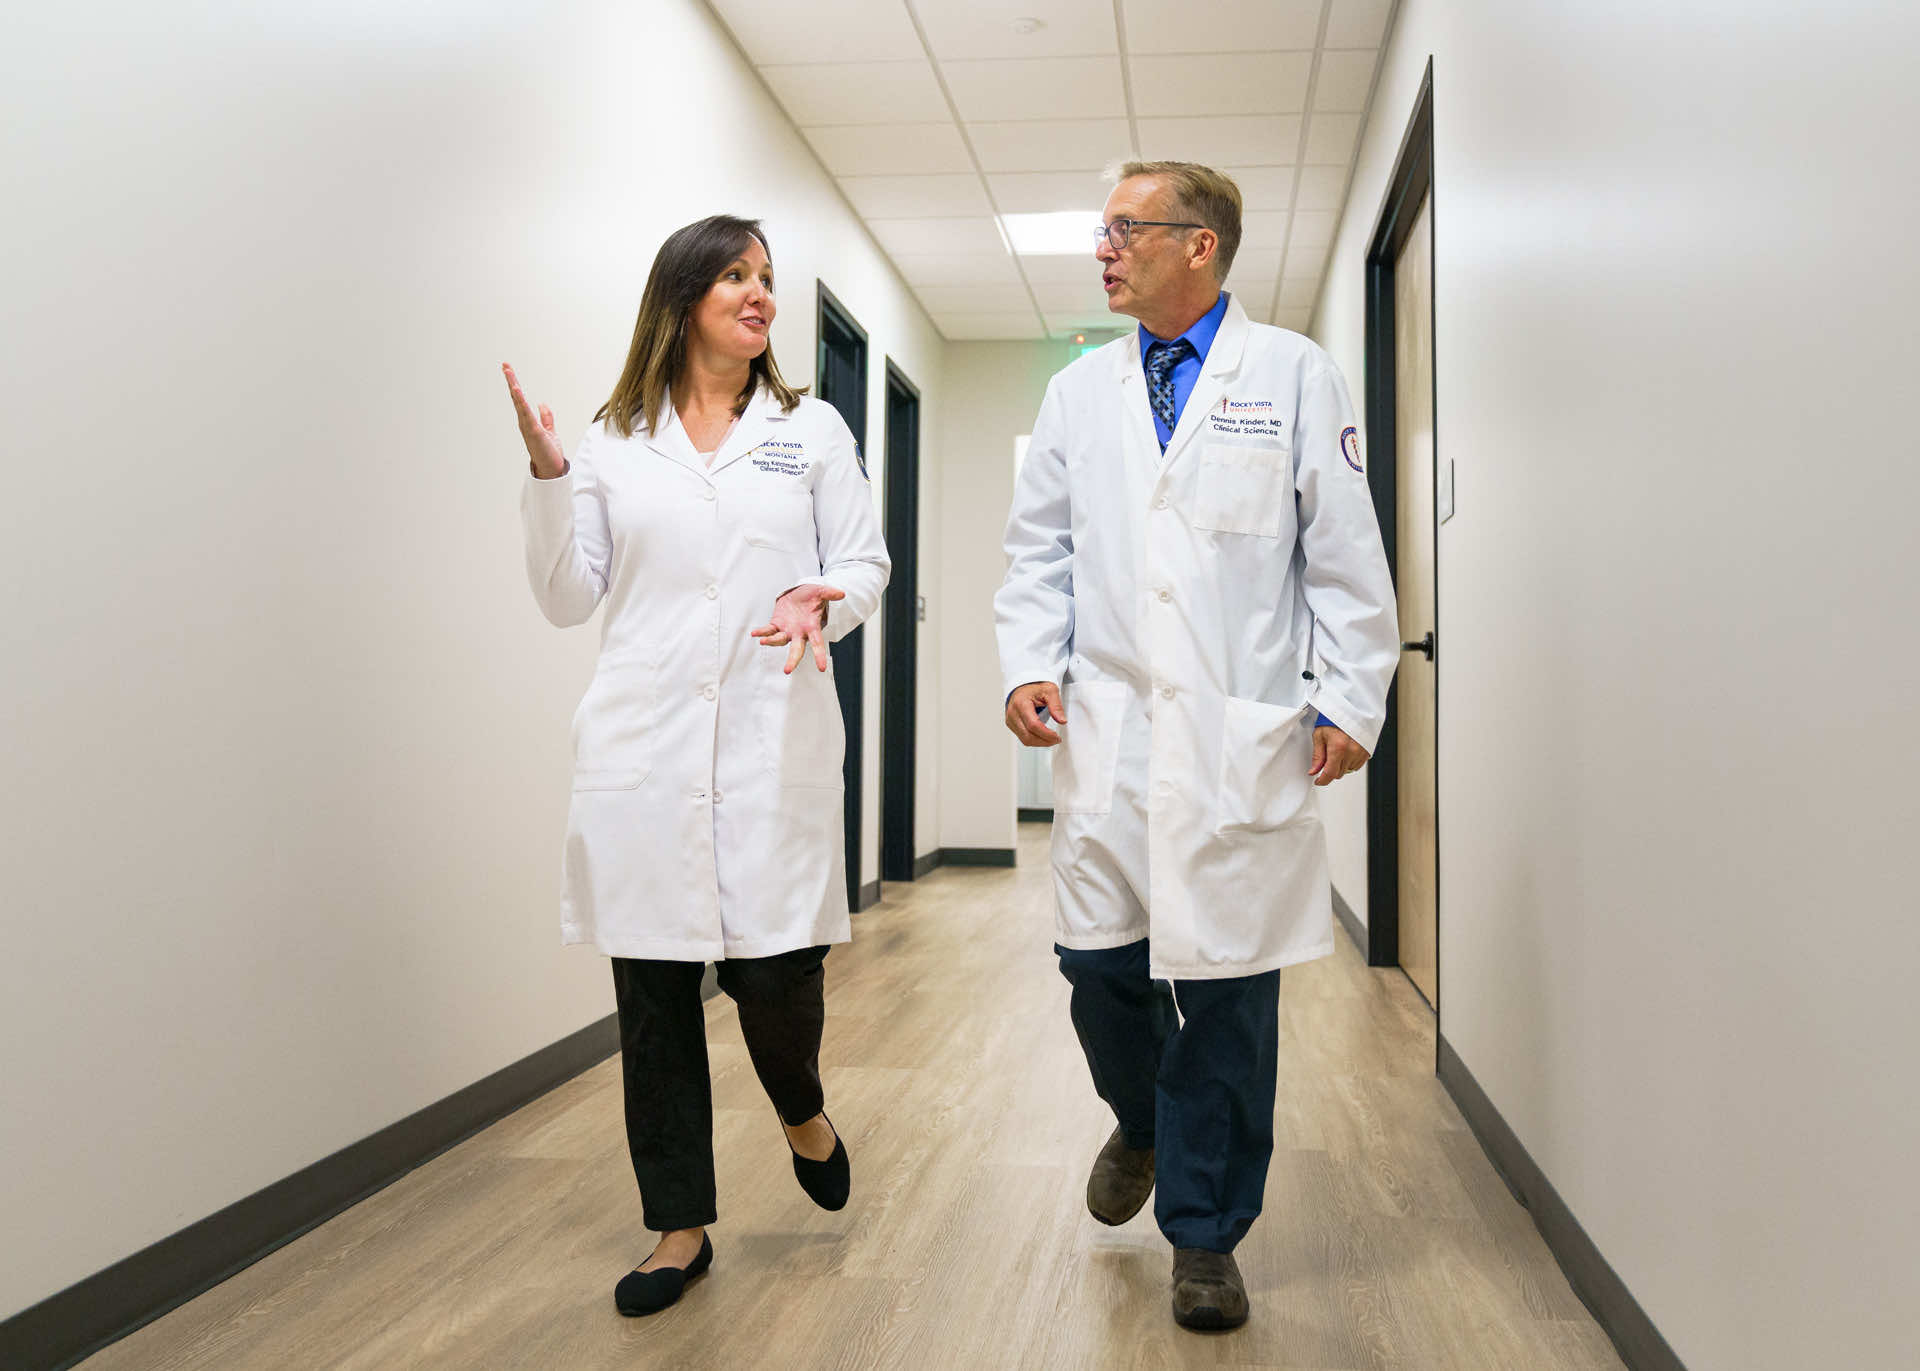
left=752, top=584, right=847, bottom=674
left=502, top=363, right=567, bottom=479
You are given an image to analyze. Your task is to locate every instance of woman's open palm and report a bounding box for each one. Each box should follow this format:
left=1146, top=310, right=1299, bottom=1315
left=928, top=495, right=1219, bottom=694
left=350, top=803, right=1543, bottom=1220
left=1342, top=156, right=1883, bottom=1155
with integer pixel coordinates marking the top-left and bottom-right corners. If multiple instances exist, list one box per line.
left=503, top=363, right=566, bottom=479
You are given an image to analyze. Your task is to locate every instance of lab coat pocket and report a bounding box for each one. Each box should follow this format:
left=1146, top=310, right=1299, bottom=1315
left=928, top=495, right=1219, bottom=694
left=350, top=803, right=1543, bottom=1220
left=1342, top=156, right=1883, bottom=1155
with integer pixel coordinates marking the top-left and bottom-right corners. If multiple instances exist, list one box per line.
left=741, top=486, right=817, bottom=556
left=1217, top=696, right=1316, bottom=832
left=764, top=660, right=845, bottom=789
left=1051, top=681, right=1126, bottom=816
left=1193, top=442, right=1289, bottom=538
left=571, top=657, right=652, bottom=791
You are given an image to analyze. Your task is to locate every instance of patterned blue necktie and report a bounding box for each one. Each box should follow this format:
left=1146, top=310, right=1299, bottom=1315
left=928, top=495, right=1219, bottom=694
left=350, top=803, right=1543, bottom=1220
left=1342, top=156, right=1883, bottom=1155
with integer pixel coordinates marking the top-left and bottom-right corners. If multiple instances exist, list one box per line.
left=1144, top=338, right=1195, bottom=438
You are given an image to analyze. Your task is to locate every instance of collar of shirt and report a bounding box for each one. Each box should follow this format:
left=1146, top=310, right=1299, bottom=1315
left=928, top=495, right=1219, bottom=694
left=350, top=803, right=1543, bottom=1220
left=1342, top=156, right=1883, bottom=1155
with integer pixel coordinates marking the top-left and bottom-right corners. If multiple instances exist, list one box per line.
left=1139, top=291, right=1230, bottom=447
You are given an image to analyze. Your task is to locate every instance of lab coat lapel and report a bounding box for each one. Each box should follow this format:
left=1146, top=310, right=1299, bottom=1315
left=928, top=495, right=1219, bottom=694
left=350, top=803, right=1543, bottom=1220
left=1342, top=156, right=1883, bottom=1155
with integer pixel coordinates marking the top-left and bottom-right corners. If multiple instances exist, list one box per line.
left=1160, top=294, right=1249, bottom=470
left=706, top=387, right=784, bottom=476
left=1113, top=334, right=1163, bottom=496
left=639, top=395, right=705, bottom=476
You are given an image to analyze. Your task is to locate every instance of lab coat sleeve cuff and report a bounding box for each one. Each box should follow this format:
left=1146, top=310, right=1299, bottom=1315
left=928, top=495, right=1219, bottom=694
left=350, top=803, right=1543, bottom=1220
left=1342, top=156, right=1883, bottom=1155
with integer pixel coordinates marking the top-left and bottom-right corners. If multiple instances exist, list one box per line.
left=782, top=579, right=857, bottom=643
left=1002, top=670, right=1065, bottom=703
left=521, top=463, right=574, bottom=513
left=1308, top=686, right=1381, bottom=755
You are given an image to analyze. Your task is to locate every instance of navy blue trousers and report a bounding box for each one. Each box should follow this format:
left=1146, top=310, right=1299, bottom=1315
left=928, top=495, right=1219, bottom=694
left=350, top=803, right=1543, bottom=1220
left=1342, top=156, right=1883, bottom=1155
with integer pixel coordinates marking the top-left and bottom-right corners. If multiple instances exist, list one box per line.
left=1056, top=939, right=1280, bottom=1253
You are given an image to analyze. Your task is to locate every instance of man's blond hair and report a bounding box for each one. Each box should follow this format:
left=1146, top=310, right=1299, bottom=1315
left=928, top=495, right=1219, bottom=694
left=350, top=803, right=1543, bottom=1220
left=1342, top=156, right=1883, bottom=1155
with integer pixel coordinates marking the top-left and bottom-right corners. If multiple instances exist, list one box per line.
left=1111, top=160, right=1243, bottom=282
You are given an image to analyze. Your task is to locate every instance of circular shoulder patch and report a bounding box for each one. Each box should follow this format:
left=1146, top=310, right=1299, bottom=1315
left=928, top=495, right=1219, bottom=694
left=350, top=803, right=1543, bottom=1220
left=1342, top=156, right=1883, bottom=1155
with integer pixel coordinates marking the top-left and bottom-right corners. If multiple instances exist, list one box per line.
left=1340, top=425, right=1364, bottom=473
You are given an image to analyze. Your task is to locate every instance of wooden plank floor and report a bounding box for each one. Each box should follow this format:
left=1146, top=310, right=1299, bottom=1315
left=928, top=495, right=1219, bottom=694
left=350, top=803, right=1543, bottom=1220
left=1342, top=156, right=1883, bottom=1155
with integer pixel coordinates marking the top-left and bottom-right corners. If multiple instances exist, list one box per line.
left=82, top=824, right=1624, bottom=1370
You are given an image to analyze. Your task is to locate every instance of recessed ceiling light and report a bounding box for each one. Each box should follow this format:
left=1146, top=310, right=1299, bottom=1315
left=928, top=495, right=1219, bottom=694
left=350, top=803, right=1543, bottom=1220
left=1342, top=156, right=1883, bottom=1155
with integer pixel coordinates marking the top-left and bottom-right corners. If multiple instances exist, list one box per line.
left=1012, top=17, right=1046, bottom=34
left=999, top=210, right=1100, bottom=256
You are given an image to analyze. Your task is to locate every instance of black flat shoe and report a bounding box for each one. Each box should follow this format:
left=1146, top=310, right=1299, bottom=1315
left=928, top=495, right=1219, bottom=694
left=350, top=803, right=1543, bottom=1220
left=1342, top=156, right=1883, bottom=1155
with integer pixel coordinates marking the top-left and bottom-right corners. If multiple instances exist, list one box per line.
left=788, top=1115, right=850, bottom=1211
left=614, top=1233, right=712, bottom=1317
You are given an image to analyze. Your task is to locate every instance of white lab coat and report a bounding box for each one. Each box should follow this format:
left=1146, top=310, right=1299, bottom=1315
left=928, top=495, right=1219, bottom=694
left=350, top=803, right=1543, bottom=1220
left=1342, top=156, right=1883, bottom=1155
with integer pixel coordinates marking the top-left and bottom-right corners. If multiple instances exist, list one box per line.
left=522, top=385, right=889, bottom=961
left=995, top=295, right=1398, bottom=980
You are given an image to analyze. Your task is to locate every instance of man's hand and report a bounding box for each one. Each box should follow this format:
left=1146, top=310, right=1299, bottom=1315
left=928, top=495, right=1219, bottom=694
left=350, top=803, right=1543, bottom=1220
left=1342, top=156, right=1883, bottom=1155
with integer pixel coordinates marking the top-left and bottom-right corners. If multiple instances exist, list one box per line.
left=752, top=584, right=846, bottom=674
left=1310, top=724, right=1371, bottom=786
left=1005, top=681, right=1065, bottom=747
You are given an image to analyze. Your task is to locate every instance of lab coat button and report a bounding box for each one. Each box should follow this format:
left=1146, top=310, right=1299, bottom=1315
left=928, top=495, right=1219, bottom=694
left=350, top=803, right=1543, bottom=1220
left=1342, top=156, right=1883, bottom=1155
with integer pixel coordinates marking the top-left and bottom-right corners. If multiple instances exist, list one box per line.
left=1156, top=588, right=1171, bottom=602
left=706, top=584, right=719, bottom=599
left=701, top=488, right=716, bottom=501
left=1155, top=496, right=1169, bottom=509
left=1159, top=685, right=1174, bottom=699
left=711, top=789, right=722, bottom=803
left=702, top=685, right=717, bottom=700
left=692, top=789, right=707, bottom=801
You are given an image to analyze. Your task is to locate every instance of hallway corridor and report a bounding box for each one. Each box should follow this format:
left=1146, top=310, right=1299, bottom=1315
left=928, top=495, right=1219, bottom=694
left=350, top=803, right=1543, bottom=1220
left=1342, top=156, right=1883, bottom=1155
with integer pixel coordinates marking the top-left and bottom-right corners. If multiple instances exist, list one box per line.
left=82, top=825, right=1623, bottom=1370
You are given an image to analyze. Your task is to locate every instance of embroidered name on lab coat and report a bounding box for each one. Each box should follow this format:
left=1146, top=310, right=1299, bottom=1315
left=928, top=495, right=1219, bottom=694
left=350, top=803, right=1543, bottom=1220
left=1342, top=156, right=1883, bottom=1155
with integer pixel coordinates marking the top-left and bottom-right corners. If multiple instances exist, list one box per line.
left=1206, top=397, right=1286, bottom=441
left=751, top=440, right=809, bottom=477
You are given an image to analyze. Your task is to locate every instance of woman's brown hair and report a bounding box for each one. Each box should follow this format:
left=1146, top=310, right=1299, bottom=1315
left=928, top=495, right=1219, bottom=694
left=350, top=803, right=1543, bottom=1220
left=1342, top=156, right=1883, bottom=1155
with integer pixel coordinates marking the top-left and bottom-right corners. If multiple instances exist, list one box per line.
left=595, top=214, right=805, bottom=438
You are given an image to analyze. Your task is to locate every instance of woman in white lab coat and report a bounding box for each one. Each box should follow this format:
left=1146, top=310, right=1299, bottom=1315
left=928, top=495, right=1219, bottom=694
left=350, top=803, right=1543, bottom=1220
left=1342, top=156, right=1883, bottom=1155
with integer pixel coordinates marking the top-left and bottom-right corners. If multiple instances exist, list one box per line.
left=503, top=214, right=888, bottom=1317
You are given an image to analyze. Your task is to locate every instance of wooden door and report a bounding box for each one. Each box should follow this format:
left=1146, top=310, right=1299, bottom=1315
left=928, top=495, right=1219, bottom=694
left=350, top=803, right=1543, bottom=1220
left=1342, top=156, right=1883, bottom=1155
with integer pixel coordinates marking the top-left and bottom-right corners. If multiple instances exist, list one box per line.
left=1393, top=192, right=1439, bottom=1008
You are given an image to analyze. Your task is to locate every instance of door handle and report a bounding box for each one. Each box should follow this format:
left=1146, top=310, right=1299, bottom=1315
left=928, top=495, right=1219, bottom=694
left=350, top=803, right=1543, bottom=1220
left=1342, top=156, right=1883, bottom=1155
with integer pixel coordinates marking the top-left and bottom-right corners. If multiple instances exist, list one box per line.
left=1401, top=631, right=1434, bottom=661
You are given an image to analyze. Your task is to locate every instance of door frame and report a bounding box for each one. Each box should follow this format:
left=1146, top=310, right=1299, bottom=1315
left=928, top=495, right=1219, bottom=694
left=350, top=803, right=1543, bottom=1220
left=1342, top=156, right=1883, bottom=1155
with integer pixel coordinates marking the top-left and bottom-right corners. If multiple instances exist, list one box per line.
left=1362, top=60, right=1439, bottom=1005
left=880, top=359, right=920, bottom=882
left=815, top=281, right=876, bottom=911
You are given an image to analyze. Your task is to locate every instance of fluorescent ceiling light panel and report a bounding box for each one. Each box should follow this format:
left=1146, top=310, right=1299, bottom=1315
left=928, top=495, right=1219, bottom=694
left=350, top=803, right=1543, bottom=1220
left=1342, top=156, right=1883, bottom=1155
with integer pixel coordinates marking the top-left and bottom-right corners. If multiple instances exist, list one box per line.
left=998, top=210, right=1101, bottom=256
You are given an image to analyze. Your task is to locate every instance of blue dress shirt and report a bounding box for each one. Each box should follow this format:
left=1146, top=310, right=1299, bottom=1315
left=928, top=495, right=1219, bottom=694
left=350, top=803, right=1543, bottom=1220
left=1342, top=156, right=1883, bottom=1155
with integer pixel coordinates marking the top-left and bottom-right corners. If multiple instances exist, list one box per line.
left=1140, top=290, right=1230, bottom=449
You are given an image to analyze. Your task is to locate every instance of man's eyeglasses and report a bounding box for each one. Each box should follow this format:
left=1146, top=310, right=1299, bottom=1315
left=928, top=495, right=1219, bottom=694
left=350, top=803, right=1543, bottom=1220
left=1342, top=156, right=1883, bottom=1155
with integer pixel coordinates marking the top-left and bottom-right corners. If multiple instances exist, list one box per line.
left=1096, top=217, right=1205, bottom=251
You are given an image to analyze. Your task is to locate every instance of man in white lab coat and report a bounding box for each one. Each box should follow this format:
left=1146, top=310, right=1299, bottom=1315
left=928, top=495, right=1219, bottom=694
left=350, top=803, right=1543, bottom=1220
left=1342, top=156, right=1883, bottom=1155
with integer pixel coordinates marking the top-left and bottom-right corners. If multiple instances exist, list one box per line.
left=995, top=162, right=1399, bottom=1330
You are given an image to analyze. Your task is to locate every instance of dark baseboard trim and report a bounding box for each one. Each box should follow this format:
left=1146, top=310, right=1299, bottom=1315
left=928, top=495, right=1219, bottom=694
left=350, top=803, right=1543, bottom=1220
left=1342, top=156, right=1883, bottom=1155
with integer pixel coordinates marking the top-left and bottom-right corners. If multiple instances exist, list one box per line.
left=1, top=1013, right=622, bottom=1371
left=1017, top=807, right=1054, bottom=823
left=1437, top=1036, right=1687, bottom=1371
left=911, top=850, right=941, bottom=879
left=1331, top=885, right=1367, bottom=956
left=855, top=879, right=883, bottom=911
left=939, top=847, right=1017, bottom=868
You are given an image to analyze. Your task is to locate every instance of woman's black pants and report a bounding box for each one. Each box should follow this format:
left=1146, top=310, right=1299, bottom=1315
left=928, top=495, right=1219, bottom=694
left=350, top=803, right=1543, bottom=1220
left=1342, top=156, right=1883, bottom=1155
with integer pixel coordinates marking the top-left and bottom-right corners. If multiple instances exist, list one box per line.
left=610, top=946, right=828, bottom=1232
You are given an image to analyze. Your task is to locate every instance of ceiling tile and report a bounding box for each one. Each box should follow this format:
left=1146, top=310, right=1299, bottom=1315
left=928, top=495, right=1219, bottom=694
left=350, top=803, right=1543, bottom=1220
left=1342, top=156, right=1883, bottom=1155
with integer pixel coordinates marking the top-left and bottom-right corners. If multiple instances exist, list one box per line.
left=1016, top=252, right=1110, bottom=287
left=1032, top=279, right=1115, bottom=312
left=1281, top=239, right=1328, bottom=279
left=1279, top=277, right=1319, bottom=309
left=804, top=123, right=972, bottom=176
left=709, top=0, right=923, bottom=65
left=1228, top=280, right=1278, bottom=317
left=1277, top=305, right=1313, bottom=332
left=1221, top=166, right=1298, bottom=209
left=1325, top=0, right=1394, bottom=49
left=1288, top=210, right=1337, bottom=249
left=1240, top=297, right=1276, bottom=325
left=1121, top=0, right=1321, bottom=53
left=1312, top=49, right=1378, bottom=113
left=1137, top=115, right=1302, bottom=166
left=1044, top=310, right=1126, bottom=334
left=889, top=253, right=1023, bottom=287
left=987, top=169, right=1112, bottom=214
left=914, top=283, right=1038, bottom=314
left=1292, top=164, right=1348, bottom=211
left=1231, top=247, right=1285, bottom=281
left=838, top=173, right=992, bottom=218
left=1302, top=112, right=1362, bottom=165
left=1240, top=210, right=1292, bottom=253
left=759, top=61, right=947, bottom=125
left=968, top=118, right=1133, bottom=172
left=868, top=216, right=1009, bottom=256
left=942, top=56, right=1126, bottom=121
left=939, top=312, right=1047, bottom=340
left=1127, top=53, right=1312, bottom=117
left=918, top=0, right=1118, bottom=60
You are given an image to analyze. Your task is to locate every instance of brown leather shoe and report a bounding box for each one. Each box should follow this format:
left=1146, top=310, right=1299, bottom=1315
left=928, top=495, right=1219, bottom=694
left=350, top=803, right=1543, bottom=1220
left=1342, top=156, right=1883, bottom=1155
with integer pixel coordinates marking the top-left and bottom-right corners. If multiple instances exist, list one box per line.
left=1171, top=1247, right=1249, bottom=1330
left=1085, top=1125, right=1155, bottom=1225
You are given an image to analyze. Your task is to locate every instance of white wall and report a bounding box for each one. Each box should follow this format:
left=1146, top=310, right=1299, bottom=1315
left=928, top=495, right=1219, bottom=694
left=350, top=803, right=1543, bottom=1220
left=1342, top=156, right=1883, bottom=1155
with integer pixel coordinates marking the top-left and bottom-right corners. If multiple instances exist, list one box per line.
left=936, top=339, right=1086, bottom=852
left=0, top=0, right=944, bottom=1318
left=1312, top=2, right=1920, bottom=1366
